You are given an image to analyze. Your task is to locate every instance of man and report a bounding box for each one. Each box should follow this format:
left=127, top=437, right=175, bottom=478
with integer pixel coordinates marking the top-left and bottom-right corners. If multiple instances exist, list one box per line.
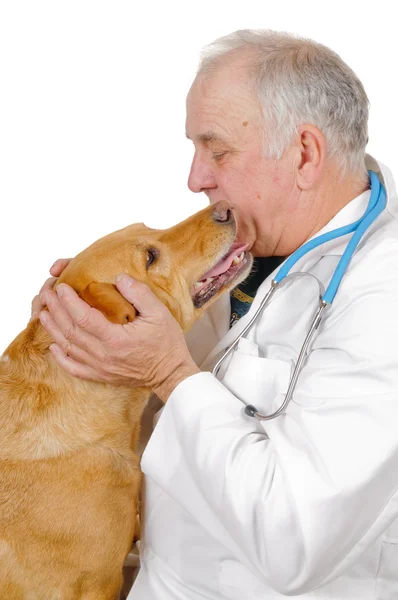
left=32, top=30, right=398, bottom=598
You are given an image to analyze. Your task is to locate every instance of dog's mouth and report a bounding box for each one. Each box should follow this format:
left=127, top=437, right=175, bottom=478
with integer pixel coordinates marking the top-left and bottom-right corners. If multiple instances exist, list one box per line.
left=191, top=242, right=252, bottom=308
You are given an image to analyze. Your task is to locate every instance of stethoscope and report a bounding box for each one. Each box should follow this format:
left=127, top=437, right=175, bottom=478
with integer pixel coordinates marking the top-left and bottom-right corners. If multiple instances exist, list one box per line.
left=212, top=170, right=387, bottom=420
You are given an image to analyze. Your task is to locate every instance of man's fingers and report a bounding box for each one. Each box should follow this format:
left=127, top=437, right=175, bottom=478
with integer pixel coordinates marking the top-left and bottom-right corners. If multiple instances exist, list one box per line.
left=30, top=258, right=72, bottom=322
left=30, top=276, right=58, bottom=320
left=40, top=276, right=58, bottom=296
left=48, top=343, right=103, bottom=382
left=54, top=284, right=116, bottom=341
left=39, top=308, right=100, bottom=366
left=50, top=258, right=72, bottom=277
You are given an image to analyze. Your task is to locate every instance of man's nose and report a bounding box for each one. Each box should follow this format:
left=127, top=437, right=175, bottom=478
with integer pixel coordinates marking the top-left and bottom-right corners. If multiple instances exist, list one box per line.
left=188, top=153, right=217, bottom=194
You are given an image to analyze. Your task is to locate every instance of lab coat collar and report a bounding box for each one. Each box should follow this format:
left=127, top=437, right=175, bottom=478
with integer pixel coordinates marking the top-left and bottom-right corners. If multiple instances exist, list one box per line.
left=199, top=154, right=397, bottom=371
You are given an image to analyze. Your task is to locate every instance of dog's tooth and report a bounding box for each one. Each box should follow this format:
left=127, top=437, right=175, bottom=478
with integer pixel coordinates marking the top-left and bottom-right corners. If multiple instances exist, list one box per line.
left=195, top=276, right=215, bottom=290
left=232, top=252, right=245, bottom=265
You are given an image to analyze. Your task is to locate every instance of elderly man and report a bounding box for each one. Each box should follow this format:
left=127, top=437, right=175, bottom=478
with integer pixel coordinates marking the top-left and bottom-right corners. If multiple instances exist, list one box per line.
left=33, top=30, right=398, bottom=599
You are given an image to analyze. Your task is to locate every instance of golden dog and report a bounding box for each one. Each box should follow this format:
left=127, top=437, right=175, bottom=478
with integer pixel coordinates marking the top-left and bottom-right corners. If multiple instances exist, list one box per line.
left=0, top=201, right=252, bottom=599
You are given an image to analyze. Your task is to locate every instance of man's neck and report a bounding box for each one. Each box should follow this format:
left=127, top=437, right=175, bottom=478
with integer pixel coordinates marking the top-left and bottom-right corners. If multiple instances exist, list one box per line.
left=305, top=173, right=370, bottom=242
left=275, top=170, right=370, bottom=256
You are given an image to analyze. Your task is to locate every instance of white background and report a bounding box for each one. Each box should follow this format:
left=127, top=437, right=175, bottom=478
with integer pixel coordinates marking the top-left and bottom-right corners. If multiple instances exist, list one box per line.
left=0, top=0, right=397, bottom=349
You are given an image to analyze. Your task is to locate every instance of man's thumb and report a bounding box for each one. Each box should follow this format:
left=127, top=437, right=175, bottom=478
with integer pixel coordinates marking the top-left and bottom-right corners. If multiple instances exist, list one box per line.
left=115, top=274, right=161, bottom=318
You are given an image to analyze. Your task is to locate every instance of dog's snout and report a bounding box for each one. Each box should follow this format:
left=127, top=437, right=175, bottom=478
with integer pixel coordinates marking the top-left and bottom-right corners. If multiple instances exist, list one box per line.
left=212, top=202, right=233, bottom=224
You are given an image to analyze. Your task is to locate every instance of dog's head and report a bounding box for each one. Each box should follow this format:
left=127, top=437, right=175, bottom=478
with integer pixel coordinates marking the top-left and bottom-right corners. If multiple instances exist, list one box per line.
left=56, top=201, right=253, bottom=332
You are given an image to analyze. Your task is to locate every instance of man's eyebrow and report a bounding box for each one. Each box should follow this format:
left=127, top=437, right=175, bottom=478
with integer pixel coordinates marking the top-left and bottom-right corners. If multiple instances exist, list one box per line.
left=185, top=131, right=228, bottom=144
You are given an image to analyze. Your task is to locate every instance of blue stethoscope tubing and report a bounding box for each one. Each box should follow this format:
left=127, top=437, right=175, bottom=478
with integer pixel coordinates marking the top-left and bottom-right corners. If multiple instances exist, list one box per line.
left=212, top=170, right=387, bottom=420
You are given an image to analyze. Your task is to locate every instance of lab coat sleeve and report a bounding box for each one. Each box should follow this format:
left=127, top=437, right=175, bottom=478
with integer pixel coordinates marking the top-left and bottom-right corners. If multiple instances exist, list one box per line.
left=141, top=237, right=398, bottom=595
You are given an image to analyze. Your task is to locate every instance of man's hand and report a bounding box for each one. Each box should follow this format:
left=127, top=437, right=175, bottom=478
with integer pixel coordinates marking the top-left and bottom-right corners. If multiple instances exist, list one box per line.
left=39, top=274, right=200, bottom=402
left=31, top=259, right=72, bottom=320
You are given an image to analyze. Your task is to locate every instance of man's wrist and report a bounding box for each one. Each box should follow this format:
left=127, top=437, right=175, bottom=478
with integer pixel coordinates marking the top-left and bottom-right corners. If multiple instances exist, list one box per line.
left=153, top=359, right=200, bottom=402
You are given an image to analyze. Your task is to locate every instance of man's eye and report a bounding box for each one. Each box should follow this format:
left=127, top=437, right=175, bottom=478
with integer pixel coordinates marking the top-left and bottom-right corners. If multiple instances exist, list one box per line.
left=212, top=152, right=227, bottom=161
left=146, top=249, right=158, bottom=268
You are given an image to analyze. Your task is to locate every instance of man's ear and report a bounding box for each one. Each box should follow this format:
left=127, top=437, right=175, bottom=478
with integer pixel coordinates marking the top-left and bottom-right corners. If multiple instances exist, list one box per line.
left=80, top=282, right=137, bottom=324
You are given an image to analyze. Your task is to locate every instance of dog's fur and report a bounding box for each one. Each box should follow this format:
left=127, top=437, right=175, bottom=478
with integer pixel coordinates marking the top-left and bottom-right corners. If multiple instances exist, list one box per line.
left=0, top=202, right=252, bottom=599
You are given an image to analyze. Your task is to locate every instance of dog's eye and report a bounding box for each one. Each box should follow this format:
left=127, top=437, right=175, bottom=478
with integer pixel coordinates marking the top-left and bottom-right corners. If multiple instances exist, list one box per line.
left=146, top=248, right=157, bottom=268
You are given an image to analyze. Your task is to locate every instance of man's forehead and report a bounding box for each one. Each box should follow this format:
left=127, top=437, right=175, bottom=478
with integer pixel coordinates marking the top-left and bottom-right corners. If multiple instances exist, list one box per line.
left=186, top=92, right=249, bottom=144
left=186, top=73, right=260, bottom=137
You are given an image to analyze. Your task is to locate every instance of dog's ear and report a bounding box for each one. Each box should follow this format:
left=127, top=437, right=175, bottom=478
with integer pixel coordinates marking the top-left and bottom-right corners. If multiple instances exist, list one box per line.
left=80, top=282, right=137, bottom=324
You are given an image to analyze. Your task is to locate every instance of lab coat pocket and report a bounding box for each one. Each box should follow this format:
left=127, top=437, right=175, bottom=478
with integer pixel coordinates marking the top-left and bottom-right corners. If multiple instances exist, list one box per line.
left=375, top=515, right=398, bottom=599
left=218, top=560, right=278, bottom=599
left=220, top=338, right=292, bottom=417
left=375, top=540, right=398, bottom=599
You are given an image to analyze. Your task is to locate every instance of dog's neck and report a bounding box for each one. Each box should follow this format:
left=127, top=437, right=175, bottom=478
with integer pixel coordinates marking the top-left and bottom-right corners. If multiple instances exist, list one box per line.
left=0, top=319, right=151, bottom=461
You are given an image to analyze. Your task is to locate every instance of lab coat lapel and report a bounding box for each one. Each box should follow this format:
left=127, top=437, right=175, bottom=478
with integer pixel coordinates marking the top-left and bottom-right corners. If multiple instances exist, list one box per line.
left=199, top=247, right=325, bottom=372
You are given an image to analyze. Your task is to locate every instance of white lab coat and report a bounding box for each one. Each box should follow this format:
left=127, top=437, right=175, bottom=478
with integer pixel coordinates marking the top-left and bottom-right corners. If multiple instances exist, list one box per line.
left=128, top=154, right=398, bottom=599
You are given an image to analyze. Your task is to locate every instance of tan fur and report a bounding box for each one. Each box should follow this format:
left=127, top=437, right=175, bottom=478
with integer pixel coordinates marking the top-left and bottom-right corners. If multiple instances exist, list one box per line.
left=0, top=202, right=251, bottom=599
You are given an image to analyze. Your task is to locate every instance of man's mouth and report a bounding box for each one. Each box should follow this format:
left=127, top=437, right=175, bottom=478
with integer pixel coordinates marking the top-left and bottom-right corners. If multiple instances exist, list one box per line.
left=191, top=242, right=252, bottom=308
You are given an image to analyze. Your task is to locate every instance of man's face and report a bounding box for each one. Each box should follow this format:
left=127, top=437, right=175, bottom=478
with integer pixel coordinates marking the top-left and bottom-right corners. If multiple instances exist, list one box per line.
left=186, top=64, right=298, bottom=257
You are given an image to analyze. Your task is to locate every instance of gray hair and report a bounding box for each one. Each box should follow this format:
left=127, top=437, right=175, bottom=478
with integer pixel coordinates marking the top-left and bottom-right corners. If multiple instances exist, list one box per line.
left=198, top=30, right=369, bottom=180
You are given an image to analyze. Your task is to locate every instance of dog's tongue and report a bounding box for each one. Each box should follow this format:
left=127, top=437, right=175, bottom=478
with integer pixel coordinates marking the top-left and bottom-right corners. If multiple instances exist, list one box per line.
left=200, top=243, right=248, bottom=280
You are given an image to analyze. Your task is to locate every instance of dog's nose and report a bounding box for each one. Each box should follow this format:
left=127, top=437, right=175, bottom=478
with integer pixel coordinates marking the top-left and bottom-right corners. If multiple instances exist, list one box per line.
left=212, top=202, right=233, bottom=224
